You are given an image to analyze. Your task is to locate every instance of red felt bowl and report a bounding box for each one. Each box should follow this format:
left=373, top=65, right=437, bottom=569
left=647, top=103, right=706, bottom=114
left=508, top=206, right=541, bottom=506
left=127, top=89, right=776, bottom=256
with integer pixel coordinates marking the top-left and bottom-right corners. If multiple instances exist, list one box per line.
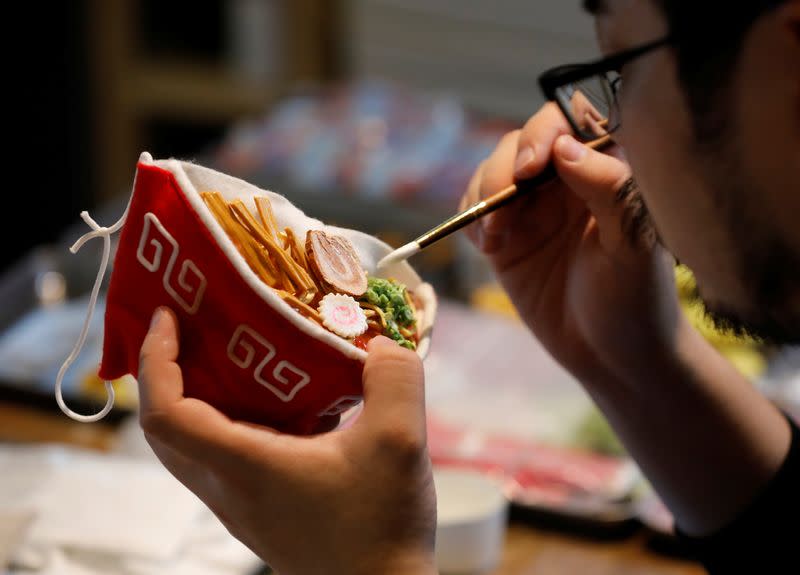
left=100, top=152, right=436, bottom=434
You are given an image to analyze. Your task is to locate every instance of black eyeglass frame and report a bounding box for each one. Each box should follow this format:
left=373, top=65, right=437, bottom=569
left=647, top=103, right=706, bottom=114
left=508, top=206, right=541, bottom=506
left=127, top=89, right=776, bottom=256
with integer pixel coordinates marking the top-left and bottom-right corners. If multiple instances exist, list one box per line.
left=538, top=36, right=672, bottom=141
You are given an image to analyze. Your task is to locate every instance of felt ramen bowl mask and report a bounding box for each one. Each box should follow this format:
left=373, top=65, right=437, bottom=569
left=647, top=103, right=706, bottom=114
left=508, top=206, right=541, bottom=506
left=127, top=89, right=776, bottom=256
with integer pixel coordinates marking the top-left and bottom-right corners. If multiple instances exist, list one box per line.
left=56, top=152, right=436, bottom=434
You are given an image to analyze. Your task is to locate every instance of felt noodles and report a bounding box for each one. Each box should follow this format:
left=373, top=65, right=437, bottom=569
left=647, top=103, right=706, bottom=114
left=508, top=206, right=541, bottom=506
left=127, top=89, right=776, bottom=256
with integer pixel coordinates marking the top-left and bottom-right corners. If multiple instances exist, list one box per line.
left=198, top=192, right=424, bottom=350
left=56, top=152, right=436, bottom=434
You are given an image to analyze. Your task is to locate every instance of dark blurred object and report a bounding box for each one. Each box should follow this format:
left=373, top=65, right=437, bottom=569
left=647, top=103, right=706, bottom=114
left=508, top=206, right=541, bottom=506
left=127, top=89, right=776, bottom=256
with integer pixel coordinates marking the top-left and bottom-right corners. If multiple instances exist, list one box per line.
left=5, top=0, right=339, bottom=270
left=144, top=116, right=229, bottom=163
left=3, top=1, right=92, bottom=274
left=138, top=0, right=225, bottom=62
left=89, top=0, right=339, bottom=217
left=248, top=564, right=273, bottom=575
left=509, top=505, right=638, bottom=541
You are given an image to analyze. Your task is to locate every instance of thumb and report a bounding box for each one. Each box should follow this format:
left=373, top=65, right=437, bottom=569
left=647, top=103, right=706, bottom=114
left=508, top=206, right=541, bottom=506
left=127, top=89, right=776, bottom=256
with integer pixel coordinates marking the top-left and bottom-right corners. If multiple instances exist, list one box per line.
left=357, top=336, right=426, bottom=449
left=553, top=134, right=633, bottom=249
left=138, top=306, right=184, bottom=414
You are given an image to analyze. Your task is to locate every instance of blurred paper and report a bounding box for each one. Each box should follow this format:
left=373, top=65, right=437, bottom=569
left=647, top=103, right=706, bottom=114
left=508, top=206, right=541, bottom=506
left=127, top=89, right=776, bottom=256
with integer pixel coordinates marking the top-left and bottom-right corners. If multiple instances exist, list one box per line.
left=0, top=444, right=261, bottom=574
left=0, top=445, right=203, bottom=561
left=0, top=511, right=33, bottom=570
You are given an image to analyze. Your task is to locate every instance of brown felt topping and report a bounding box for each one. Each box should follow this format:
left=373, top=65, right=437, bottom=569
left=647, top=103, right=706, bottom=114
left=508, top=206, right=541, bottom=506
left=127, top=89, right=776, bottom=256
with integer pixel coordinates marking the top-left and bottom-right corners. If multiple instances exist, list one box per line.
left=305, top=230, right=367, bottom=297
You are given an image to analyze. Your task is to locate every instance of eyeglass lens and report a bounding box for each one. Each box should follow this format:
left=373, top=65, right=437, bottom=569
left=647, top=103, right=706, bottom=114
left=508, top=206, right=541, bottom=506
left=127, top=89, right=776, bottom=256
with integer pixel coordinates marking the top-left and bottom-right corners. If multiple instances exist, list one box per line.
left=554, top=74, right=619, bottom=139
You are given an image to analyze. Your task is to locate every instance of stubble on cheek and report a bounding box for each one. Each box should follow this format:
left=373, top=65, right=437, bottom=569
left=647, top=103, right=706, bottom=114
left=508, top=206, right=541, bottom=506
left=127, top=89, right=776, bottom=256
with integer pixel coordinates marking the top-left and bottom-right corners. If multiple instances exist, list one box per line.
left=614, top=177, right=661, bottom=250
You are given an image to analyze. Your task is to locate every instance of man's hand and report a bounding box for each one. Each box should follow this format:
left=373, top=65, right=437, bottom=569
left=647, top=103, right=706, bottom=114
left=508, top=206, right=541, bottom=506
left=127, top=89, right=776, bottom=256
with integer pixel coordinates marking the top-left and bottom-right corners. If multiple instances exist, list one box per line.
left=460, top=103, right=682, bottom=388
left=138, top=307, right=437, bottom=575
left=461, top=104, right=791, bottom=537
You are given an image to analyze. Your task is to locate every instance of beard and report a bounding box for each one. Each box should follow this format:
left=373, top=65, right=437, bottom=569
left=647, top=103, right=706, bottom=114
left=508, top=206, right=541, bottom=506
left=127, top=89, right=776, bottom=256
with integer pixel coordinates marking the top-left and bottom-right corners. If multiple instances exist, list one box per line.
left=701, top=238, right=800, bottom=346
left=615, top=176, right=800, bottom=345
left=696, top=124, right=800, bottom=345
left=615, top=177, right=662, bottom=251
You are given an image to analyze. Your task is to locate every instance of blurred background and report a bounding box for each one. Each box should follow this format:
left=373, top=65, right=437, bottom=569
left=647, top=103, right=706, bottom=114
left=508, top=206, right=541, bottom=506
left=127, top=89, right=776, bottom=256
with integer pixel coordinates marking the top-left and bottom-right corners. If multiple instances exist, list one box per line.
left=6, top=0, right=598, bottom=284
left=1, top=2, right=797, bottom=574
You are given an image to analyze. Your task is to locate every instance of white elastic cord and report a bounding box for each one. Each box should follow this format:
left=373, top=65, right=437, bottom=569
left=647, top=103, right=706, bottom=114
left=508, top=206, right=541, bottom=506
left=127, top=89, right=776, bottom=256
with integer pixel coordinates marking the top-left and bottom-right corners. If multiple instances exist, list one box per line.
left=56, top=201, right=131, bottom=422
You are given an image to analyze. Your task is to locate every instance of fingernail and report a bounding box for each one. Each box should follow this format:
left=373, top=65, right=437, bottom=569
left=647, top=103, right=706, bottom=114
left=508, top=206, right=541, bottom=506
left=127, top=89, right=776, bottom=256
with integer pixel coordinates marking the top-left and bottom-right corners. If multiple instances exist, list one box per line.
left=149, top=307, right=167, bottom=331
left=514, top=146, right=536, bottom=177
left=556, top=135, right=586, bottom=163
left=368, top=335, right=395, bottom=350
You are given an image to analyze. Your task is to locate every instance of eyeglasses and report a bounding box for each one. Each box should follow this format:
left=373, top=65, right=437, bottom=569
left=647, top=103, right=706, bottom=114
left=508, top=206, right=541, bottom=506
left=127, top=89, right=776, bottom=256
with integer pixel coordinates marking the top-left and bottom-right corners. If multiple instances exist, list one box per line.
left=538, top=36, right=672, bottom=141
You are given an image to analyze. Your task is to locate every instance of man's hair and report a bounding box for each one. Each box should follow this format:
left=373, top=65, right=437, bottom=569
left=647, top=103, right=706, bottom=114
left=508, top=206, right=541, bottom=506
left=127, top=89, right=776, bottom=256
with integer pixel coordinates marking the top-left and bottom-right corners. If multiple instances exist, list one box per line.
left=653, top=1, right=786, bottom=140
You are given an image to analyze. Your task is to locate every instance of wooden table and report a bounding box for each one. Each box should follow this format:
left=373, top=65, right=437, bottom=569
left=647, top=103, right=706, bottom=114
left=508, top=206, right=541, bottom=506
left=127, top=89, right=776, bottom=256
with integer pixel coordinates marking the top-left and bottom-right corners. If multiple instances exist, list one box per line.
left=1, top=400, right=703, bottom=575
left=493, top=526, right=702, bottom=575
left=0, top=400, right=118, bottom=451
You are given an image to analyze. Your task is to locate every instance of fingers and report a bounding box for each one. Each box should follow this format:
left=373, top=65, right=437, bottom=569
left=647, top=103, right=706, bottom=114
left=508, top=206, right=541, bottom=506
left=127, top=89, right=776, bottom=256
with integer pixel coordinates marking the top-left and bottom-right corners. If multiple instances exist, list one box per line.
left=138, top=307, right=184, bottom=414
left=476, top=130, right=522, bottom=251
left=460, top=160, right=486, bottom=246
left=137, top=307, right=243, bottom=464
left=552, top=134, right=632, bottom=250
left=459, top=104, right=576, bottom=254
left=354, top=336, right=427, bottom=455
left=145, top=433, right=216, bottom=498
left=513, top=102, right=573, bottom=181
left=144, top=434, right=249, bottom=546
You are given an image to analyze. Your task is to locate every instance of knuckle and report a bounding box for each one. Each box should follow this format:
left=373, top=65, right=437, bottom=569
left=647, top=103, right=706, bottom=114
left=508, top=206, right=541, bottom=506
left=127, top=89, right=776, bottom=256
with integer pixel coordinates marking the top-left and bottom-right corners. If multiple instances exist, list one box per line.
left=543, top=100, right=563, bottom=117
left=139, top=330, right=160, bottom=354
left=363, top=352, right=422, bottom=386
left=138, top=338, right=161, bottom=368
left=541, top=101, right=566, bottom=125
left=375, top=425, right=427, bottom=461
left=497, top=129, right=521, bottom=149
left=480, top=163, right=511, bottom=201
left=519, top=102, right=569, bottom=145
left=382, top=349, right=423, bottom=377
left=140, top=333, right=173, bottom=360
left=139, top=409, right=174, bottom=439
left=518, top=127, right=537, bottom=148
left=487, top=130, right=522, bottom=177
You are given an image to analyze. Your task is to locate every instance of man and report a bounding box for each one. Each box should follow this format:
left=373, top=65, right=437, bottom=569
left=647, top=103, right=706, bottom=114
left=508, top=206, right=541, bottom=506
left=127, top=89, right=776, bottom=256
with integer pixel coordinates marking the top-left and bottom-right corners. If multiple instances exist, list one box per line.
left=136, top=1, right=799, bottom=573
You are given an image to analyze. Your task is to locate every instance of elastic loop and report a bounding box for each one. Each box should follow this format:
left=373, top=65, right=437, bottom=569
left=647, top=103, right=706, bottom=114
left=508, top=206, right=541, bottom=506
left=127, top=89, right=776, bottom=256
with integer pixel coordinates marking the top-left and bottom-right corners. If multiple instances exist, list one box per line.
left=56, top=199, right=131, bottom=422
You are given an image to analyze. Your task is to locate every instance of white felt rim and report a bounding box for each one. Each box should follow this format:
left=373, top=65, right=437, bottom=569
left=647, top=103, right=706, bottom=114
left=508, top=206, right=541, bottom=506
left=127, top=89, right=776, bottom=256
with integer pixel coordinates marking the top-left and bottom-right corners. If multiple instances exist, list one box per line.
left=139, top=152, right=437, bottom=363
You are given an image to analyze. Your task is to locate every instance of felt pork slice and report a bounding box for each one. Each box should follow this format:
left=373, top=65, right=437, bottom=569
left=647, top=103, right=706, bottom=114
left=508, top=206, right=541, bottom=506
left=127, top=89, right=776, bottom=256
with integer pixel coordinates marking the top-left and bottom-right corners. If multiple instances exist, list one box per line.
left=59, top=152, right=436, bottom=434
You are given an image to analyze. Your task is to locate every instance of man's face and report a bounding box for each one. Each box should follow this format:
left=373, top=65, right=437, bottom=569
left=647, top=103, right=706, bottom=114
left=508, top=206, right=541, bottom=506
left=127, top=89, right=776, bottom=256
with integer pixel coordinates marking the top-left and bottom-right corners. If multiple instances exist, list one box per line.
left=590, top=0, right=800, bottom=343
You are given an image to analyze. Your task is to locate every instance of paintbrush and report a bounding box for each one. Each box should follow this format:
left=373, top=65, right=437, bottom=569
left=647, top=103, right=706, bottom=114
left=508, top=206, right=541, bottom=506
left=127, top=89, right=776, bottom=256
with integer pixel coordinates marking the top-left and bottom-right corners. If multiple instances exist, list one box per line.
left=377, top=134, right=613, bottom=270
